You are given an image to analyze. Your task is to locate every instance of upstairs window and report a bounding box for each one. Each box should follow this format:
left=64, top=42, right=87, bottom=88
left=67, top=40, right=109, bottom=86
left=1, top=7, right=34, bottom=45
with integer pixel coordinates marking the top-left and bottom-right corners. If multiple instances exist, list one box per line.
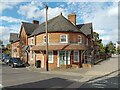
left=60, top=34, right=67, bottom=43
left=78, top=35, right=82, bottom=43
left=43, top=35, right=49, bottom=43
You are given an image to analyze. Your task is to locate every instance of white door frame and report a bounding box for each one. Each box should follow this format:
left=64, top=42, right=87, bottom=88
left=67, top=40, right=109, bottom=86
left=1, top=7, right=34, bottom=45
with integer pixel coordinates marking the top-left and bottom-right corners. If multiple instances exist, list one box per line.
left=57, top=51, right=59, bottom=67
left=57, top=50, right=70, bottom=67
left=41, top=51, right=44, bottom=68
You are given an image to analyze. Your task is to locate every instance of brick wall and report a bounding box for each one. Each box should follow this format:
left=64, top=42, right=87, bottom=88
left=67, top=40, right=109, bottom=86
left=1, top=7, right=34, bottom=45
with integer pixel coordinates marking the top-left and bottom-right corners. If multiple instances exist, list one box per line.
left=35, top=32, right=87, bottom=45
left=11, top=41, right=20, bottom=58
left=44, top=51, right=58, bottom=70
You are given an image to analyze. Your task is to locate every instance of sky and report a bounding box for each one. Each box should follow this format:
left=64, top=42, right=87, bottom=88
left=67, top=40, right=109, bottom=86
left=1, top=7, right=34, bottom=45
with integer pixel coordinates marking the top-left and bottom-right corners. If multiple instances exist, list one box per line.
left=0, top=0, right=119, bottom=46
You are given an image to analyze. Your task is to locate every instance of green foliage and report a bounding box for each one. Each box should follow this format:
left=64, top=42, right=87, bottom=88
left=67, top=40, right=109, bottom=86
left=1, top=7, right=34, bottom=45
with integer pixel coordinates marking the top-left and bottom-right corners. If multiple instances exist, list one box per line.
left=93, top=32, right=105, bottom=54
left=4, top=44, right=11, bottom=56
left=4, top=50, right=10, bottom=56
left=106, top=41, right=116, bottom=54
left=117, top=47, right=120, bottom=54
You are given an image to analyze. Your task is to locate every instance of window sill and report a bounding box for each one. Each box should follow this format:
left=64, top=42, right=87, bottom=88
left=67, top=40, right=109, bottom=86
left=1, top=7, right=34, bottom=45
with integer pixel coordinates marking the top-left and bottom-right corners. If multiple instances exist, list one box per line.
left=48, top=61, right=53, bottom=63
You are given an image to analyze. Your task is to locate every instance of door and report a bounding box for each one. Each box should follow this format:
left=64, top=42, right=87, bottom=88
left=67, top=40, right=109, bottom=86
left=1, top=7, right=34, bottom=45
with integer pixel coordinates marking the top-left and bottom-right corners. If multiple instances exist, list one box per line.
left=58, top=51, right=70, bottom=66
left=59, top=51, right=65, bottom=65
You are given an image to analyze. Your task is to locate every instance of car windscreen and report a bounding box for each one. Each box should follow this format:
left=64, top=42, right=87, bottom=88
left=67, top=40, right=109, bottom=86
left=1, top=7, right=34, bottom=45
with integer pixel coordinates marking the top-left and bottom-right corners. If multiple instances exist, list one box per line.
left=12, top=58, right=21, bottom=63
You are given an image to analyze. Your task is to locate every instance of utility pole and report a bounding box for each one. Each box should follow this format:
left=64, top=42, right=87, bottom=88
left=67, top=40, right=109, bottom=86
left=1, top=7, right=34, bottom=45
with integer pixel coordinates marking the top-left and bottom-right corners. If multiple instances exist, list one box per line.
left=45, top=4, right=49, bottom=71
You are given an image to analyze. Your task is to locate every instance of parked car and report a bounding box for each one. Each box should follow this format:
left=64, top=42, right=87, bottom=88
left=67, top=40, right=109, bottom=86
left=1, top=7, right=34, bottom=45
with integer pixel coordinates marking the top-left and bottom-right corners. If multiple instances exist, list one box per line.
left=9, top=58, right=25, bottom=68
left=4, top=56, right=11, bottom=64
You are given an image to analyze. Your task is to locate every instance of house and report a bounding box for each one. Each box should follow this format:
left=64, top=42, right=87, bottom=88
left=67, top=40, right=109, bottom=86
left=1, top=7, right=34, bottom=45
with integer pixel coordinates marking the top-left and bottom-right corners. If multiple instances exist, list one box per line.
left=27, top=13, right=94, bottom=69
left=10, top=13, right=95, bottom=69
left=19, top=20, right=39, bottom=64
left=9, top=33, right=20, bottom=58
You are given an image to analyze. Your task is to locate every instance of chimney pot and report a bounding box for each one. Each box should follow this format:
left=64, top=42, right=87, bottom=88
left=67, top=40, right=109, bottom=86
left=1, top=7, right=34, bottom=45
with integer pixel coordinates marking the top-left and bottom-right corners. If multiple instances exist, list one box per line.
left=32, top=20, right=39, bottom=24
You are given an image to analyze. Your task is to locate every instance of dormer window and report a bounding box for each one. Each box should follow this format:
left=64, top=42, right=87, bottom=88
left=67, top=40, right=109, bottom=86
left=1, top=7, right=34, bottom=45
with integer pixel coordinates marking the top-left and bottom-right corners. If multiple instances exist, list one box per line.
left=60, top=34, right=67, bottom=43
left=78, top=35, right=82, bottom=43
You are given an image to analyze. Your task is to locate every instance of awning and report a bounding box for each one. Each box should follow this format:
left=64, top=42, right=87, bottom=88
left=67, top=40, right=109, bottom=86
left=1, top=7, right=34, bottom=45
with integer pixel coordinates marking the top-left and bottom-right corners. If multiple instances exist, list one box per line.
left=32, top=44, right=88, bottom=51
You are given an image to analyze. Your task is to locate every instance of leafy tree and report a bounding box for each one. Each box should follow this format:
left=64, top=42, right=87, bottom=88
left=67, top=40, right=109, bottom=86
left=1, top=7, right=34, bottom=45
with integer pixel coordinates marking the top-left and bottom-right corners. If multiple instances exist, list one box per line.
left=117, top=47, right=120, bottom=54
left=4, top=44, right=11, bottom=56
left=105, top=41, right=116, bottom=54
left=93, top=32, right=105, bottom=54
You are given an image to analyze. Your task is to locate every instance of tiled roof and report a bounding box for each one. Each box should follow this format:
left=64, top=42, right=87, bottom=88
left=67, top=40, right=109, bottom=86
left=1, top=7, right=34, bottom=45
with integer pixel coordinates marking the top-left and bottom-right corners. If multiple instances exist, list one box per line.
left=77, top=23, right=93, bottom=35
left=9, top=33, right=19, bottom=43
left=31, top=44, right=87, bottom=51
left=22, top=22, right=38, bottom=36
left=30, top=14, right=82, bottom=36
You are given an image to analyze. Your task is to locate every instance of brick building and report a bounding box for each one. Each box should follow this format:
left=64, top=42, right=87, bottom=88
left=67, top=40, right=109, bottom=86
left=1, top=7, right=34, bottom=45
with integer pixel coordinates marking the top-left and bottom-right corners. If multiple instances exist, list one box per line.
left=9, top=33, right=20, bottom=58
left=10, top=13, right=96, bottom=69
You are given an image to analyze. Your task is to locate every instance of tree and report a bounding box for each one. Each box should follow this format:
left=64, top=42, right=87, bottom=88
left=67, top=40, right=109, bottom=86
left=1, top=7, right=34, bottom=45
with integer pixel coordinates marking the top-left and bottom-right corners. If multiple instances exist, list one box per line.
left=93, top=32, right=105, bottom=54
left=117, top=47, right=120, bottom=54
left=4, top=44, right=11, bottom=56
left=106, top=41, right=116, bottom=54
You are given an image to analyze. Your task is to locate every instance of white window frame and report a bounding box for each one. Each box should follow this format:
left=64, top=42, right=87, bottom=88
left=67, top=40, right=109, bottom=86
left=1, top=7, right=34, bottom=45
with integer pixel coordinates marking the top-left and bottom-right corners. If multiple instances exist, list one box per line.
left=48, top=51, right=53, bottom=63
left=73, top=50, right=79, bottom=62
left=60, top=34, right=68, bottom=43
left=31, top=37, right=34, bottom=45
left=78, top=35, right=82, bottom=43
left=43, top=35, right=49, bottom=43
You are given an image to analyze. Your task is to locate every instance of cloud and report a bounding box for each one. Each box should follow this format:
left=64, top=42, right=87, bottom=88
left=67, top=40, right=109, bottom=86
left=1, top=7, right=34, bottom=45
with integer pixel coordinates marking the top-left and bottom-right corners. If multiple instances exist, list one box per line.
left=18, top=2, right=69, bottom=21
left=76, top=2, right=118, bottom=44
left=0, top=24, right=20, bottom=45
left=94, top=29, right=107, bottom=35
left=0, top=16, right=22, bottom=23
left=17, top=1, right=43, bottom=19
left=0, top=0, right=25, bottom=13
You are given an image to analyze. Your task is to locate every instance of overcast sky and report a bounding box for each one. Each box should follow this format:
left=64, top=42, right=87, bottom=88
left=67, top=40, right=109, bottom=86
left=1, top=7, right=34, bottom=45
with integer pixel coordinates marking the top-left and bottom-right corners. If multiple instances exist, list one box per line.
left=0, top=0, right=119, bottom=46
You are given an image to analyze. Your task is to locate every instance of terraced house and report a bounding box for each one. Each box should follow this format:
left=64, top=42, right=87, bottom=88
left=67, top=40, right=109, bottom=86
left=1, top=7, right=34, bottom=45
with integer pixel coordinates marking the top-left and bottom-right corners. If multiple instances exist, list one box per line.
left=10, top=13, right=96, bottom=70
left=9, top=33, right=20, bottom=58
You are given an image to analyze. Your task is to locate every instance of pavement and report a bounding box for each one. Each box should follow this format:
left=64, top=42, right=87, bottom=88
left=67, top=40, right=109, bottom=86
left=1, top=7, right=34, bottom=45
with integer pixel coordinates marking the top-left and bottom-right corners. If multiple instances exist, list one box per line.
left=26, top=55, right=119, bottom=80
left=1, top=54, right=119, bottom=88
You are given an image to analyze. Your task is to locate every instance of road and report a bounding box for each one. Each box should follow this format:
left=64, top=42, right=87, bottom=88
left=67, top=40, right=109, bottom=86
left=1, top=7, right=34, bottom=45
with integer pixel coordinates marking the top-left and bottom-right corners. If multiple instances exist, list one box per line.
left=2, top=63, right=84, bottom=89
left=1, top=55, right=119, bottom=89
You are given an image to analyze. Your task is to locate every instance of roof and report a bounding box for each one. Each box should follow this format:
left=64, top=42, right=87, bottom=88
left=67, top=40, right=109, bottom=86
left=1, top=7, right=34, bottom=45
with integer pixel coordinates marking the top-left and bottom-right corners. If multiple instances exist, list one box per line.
left=31, top=44, right=87, bottom=51
left=9, top=33, right=19, bottom=43
left=30, top=14, right=82, bottom=36
left=22, top=22, right=38, bottom=36
left=77, top=23, right=93, bottom=35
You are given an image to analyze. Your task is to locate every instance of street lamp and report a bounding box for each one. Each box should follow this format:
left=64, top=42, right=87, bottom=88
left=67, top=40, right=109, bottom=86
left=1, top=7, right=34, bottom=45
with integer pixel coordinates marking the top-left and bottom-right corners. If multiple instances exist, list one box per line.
left=45, top=4, right=49, bottom=71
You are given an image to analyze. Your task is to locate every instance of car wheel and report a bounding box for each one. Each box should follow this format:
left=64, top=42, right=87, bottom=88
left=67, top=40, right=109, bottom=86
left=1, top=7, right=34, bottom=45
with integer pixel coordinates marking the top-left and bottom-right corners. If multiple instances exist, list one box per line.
left=11, top=64, right=14, bottom=68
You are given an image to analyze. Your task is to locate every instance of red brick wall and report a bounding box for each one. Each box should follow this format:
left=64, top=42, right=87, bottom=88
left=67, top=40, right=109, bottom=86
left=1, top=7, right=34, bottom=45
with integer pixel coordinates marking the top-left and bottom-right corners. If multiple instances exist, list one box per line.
left=44, top=51, right=58, bottom=70
left=11, top=41, right=20, bottom=58
left=35, top=32, right=87, bottom=45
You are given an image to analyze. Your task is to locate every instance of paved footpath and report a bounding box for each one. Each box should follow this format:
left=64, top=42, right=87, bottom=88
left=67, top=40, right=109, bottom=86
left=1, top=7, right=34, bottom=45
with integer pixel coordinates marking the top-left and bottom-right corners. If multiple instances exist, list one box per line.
left=27, top=55, right=119, bottom=84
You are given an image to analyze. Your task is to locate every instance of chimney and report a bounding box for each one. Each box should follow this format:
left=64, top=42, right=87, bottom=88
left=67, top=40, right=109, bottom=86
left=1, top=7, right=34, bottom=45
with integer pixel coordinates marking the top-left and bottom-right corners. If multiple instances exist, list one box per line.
left=32, top=20, right=39, bottom=24
left=68, top=13, right=76, bottom=25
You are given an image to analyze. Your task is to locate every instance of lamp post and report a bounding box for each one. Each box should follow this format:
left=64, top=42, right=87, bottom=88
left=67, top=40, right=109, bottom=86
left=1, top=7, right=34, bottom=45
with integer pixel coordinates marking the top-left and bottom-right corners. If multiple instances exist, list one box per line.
left=45, top=4, right=49, bottom=71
